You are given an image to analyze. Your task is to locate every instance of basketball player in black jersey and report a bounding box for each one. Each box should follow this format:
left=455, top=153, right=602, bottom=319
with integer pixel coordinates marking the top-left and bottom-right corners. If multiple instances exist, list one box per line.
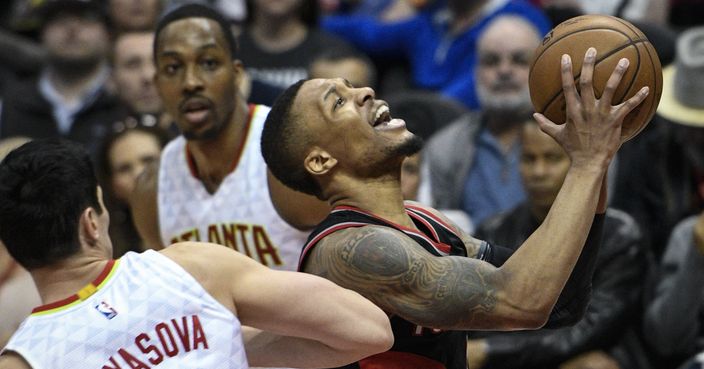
left=261, top=48, right=649, bottom=369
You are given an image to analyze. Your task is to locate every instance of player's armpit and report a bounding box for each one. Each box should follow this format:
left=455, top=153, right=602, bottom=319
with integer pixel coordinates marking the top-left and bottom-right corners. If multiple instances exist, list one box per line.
left=304, top=226, right=540, bottom=330
left=0, top=352, right=31, bottom=369
left=129, top=160, right=163, bottom=250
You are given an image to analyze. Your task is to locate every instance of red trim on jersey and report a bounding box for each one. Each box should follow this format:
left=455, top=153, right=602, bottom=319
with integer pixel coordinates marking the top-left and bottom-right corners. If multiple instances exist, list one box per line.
left=31, top=260, right=116, bottom=314
left=404, top=205, right=457, bottom=234
left=184, top=104, right=256, bottom=179
left=298, top=222, right=368, bottom=268
left=333, top=206, right=451, bottom=255
left=407, top=211, right=440, bottom=241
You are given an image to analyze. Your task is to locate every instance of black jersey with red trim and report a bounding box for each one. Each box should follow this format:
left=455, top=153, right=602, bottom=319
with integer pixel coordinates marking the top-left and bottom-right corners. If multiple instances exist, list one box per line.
left=298, top=204, right=471, bottom=369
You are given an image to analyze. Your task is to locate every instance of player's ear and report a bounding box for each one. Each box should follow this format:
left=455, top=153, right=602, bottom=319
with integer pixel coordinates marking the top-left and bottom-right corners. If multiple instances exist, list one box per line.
left=231, top=59, right=245, bottom=87
left=79, top=206, right=101, bottom=247
left=304, top=147, right=337, bottom=176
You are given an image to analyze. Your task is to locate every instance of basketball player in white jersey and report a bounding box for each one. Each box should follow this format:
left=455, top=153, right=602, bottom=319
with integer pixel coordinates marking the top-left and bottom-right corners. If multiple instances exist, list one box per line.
left=130, top=4, right=328, bottom=270
left=0, top=139, right=393, bottom=369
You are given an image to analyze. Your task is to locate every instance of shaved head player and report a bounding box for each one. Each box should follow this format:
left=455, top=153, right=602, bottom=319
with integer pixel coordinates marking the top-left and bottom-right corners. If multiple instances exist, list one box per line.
left=261, top=49, right=650, bottom=368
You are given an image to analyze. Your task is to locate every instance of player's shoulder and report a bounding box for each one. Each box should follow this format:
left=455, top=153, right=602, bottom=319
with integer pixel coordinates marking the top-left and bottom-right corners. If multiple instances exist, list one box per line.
left=404, top=201, right=452, bottom=225
left=316, top=223, right=413, bottom=253
left=160, top=241, right=259, bottom=273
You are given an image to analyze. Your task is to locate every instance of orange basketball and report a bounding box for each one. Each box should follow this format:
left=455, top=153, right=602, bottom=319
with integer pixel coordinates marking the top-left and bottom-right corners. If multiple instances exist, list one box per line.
left=529, top=15, right=663, bottom=142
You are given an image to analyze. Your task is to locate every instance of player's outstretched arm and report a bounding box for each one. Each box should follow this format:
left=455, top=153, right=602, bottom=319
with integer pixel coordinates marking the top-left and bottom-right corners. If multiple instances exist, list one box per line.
left=129, top=161, right=164, bottom=250
left=162, top=242, right=393, bottom=368
left=303, top=48, right=648, bottom=332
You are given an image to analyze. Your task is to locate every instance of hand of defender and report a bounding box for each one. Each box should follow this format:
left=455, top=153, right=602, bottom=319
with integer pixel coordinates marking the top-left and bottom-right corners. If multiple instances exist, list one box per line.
left=533, top=47, right=650, bottom=171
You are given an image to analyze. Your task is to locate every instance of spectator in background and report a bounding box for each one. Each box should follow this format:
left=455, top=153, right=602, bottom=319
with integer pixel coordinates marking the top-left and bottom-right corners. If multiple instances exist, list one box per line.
left=0, top=0, right=123, bottom=158
left=639, top=26, right=704, bottom=369
left=611, top=26, right=704, bottom=259
left=107, top=0, right=162, bottom=33
left=667, top=0, right=704, bottom=30
left=643, top=210, right=704, bottom=369
left=238, top=0, right=355, bottom=90
left=467, top=118, right=649, bottom=369
left=422, top=15, right=540, bottom=226
left=97, top=119, right=171, bottom=257
left=0, top=136, right=41, bottom=349
left=110, top=31, right=163, bottom=119
left=308, top=47, right=378, bottom=90
left=321, top=0, right=550, bottom=109
left=536, top=0, right=670, bottom=25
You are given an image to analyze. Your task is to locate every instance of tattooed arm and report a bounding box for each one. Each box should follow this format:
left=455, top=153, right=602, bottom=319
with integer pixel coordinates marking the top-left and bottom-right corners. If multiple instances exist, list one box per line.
left=304, top=226, right=512, bottom=330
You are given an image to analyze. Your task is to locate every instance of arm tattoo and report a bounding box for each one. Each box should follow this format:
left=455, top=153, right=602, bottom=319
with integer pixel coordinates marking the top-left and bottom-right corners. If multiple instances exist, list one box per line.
left=306, top=226, right=502, bottom=330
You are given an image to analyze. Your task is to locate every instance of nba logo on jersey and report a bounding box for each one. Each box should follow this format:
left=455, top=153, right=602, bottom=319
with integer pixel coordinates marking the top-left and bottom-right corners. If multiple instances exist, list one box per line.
left=95, top=301, right=118, bottom=320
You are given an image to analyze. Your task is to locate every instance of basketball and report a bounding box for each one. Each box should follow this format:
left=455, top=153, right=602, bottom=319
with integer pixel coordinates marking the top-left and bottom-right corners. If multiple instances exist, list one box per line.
left=529, top=15, right=663, bottom=142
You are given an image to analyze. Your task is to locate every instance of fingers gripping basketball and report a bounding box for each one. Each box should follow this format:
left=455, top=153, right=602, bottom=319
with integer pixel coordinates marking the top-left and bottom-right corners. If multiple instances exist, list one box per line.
left=529, top=15, right=663, bottom=142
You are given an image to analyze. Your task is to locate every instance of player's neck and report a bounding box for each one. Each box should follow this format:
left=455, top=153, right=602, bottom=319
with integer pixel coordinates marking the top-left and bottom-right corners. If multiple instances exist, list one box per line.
left=31, top=256, right=111, bottom=307
left=329, top=178, right=416, bottom=229
left=187, top=101, right=250, bottom=193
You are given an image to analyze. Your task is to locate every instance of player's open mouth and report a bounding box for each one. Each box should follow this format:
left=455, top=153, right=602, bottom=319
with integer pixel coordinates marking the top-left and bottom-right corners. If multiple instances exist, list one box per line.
left=181, top=99, right=211, bottom=124
left=371, top=104, right=406, bottom=131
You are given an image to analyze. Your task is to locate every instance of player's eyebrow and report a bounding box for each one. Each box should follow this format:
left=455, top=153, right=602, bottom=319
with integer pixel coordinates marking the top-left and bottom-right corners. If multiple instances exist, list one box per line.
left=323, top=85, right=337, bottom=102
left=159, top=43, right=220, bottom=58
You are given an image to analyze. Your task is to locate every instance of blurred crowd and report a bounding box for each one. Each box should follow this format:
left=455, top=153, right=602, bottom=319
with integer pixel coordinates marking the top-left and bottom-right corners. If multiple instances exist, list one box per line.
left=0, top=0, right=703, bottom=368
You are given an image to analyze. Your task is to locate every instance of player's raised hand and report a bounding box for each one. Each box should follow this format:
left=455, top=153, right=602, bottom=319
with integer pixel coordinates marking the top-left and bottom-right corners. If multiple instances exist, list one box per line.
left=534, top=47, right=649, bottom=170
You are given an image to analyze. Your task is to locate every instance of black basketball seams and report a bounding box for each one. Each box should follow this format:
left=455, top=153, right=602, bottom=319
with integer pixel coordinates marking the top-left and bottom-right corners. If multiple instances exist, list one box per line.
left=534, top=34, right=650, bottom=116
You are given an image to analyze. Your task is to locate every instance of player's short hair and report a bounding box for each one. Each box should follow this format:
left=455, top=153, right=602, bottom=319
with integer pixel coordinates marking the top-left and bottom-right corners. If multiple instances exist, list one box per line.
left=261, top=79, right=323, bottom=198
left=153, top=3, right=238, bottom=61
left=0, top=139, right=103, bottom=270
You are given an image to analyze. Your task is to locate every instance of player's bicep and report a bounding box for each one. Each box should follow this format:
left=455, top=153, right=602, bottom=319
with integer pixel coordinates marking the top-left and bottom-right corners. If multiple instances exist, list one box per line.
left=304, top=227, right=505, bottom=329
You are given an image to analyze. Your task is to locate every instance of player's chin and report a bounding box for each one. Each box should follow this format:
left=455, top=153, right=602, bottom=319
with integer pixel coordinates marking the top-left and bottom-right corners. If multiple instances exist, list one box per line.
left=392, top=133, right=424, bottom=157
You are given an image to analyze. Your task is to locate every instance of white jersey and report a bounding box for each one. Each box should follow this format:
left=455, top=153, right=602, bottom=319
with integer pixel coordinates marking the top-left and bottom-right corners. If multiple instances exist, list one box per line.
left=2, top=250, right=248, bottom=369
left=158, top=104, right=309, bottom=271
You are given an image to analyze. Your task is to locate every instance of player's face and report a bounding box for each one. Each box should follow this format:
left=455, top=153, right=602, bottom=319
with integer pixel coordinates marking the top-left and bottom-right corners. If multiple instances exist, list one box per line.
left=309, top=58, right=373, bottom=92
left=154, top=18, right=240, bottom=141
left=295, top=78, right=419, bottom=172
left=520, top=122, right=570, bottom=211
left=475, top=21, right=537, bottom=114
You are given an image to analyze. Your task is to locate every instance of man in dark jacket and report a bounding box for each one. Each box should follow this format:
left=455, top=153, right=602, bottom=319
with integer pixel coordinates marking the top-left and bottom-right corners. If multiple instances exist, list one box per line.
left=0, top=0, right=123, bottom=158
left=467, top=119, right=650, bottom=369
